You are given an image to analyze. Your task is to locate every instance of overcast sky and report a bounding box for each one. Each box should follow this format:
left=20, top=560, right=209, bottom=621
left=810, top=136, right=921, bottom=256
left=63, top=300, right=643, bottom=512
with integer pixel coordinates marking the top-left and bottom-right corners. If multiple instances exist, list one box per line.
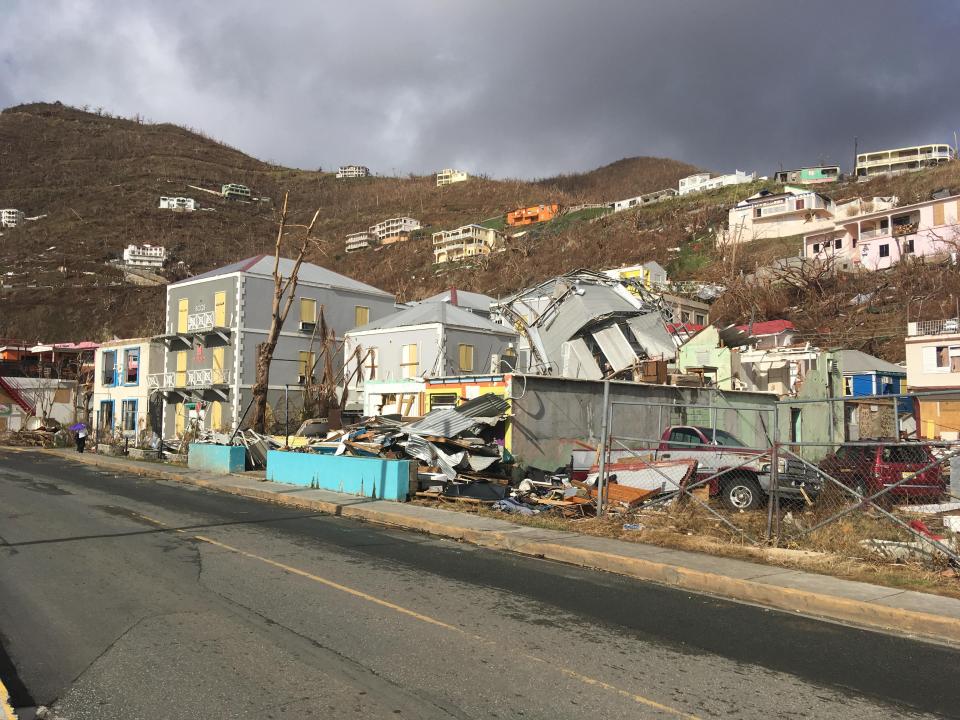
left=2, top=1, right=958, bottom=179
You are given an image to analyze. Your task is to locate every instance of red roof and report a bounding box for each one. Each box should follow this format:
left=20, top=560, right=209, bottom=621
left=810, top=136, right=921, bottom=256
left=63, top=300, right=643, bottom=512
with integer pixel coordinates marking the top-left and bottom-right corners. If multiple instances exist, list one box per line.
left=735, top=319, right=795, bottom=336
left=667, top=322, right=704, bottom=335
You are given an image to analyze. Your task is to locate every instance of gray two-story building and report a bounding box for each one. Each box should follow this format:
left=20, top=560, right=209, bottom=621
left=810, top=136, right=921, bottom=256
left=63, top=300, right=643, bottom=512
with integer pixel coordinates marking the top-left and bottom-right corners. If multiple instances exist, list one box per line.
left=150, top=255, right=397, bottom=436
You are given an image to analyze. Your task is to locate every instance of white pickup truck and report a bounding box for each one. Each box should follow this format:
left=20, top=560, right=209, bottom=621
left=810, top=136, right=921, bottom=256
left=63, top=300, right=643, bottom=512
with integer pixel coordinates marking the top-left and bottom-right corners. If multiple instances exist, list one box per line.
left=655, top=425, right=820, bottom=510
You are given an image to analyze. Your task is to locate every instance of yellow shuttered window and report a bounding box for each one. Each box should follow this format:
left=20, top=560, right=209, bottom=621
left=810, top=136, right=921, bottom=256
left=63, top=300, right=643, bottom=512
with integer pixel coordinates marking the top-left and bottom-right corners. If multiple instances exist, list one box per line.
left=400, top=344, right=418, bottom=378
left=300, top=298, right=317, bottom=325
left=458, top=344, right=474, bottom=372
left=355, top=306, right=370, bottom=327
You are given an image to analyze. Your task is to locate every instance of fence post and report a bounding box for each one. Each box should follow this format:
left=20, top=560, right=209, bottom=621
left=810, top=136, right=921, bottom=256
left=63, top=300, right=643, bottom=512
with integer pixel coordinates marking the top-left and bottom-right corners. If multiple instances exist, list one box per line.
left=597, top=379, right=611, bottom=517
left=766, top=407, right=778, bottom=542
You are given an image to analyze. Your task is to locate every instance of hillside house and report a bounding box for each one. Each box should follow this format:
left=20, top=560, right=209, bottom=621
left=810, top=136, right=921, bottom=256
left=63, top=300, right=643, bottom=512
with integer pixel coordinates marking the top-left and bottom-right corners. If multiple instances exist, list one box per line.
left=678, top=170, right=756, bottom=195
left=603, top=261, right=668, bottom=289
left=123, top=244, right=167, bottom=268
left=490, top=270, right=676, bottom=380
left=433, top=225, right=504, bottom=264
left=905, top=318, right=960, bottom=439
left=370, top=216, right=421, bottom=244
left=150, top=255, right=397, bottom=437
left=343, top=303, right=519, bottom=399
left=773, top=166, right=841, bottom=185
left=855, top=143, right=954, bottom=179
left=662, top=293, right=710, bottom=328
left=221, top=183, right=251, bottom=200
left=345, top=231, right=377, bottom=253
left=436, top=168, right=469, bottom=187
left=1, top=209, right=24, bottom=228
left=158, top=196, right=198, bottom=211
left=92, top=338, right=164, bottom=439
left=803, top=193, right=960, bottom=271
left=735, top=320, right=798, bottom=349
left=336, top=165, right=371, bottom=179
left=610, top=188, right=677, bottom=212
left=720, top=187, right=836, bottom=244
left=506, top=203, right=560, bottom=226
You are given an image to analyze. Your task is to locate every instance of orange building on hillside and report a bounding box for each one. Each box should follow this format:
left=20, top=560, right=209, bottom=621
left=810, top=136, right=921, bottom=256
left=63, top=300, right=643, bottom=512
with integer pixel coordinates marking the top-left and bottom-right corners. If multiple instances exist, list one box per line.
left=506, top=203, right=560, bottom=226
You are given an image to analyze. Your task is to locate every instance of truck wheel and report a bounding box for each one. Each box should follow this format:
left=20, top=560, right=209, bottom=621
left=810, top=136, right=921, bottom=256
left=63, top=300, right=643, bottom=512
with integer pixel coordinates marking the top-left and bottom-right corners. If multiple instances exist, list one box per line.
left=720, top=475, right=763, bottom=511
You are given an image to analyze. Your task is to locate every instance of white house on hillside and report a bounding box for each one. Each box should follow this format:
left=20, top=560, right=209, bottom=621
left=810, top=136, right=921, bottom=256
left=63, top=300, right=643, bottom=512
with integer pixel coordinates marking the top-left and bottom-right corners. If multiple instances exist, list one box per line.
left=436, top=168, right=469, bottom=187
left=1, top=209, right=24, bottom=228
left=678, top=170, right=756, bottom=195
left=123, top=244, right=168, bottom=268
left=720, top=186, right=836, bottom=244
left=159, top=197, right=198, bottom=211
left=336, top=165, right=371, bottom=179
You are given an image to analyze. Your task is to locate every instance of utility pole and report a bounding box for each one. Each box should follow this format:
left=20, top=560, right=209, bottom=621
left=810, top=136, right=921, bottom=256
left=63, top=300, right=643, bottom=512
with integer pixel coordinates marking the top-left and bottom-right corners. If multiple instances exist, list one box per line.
left=853, top=137, right=859, bottom=177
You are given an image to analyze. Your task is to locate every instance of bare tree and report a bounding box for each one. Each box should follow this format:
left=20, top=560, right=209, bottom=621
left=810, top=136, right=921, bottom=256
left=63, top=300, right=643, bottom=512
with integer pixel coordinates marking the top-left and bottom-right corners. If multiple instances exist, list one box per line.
left=251, top=193, right=320, bottom=433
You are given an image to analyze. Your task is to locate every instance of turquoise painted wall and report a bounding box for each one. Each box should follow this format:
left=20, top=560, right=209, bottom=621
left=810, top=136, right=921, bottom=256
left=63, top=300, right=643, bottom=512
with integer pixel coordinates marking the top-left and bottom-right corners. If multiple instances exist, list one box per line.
left=188, top=443, right=246, bottom=474
left=266, top=450, right=413, bottom=501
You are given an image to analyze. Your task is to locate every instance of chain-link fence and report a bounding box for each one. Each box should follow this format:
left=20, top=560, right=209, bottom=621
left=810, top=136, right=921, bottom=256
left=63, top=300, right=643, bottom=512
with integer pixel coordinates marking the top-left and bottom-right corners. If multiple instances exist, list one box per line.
left=593, top=389, right=960, bottom=565
left=771, top=394, right=960, bottom=565
left=596, top=394, right=780, bottom=546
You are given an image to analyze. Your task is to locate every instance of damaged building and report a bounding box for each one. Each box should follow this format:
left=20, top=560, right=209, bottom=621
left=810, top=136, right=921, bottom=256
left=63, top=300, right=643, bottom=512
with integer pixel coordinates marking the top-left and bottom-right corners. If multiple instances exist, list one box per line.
left=491, top=270, right=677, bottom=381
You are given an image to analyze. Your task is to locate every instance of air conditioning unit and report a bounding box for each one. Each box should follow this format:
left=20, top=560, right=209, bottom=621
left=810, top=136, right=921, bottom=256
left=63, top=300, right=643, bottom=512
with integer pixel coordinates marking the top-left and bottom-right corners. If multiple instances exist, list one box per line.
left=299, top=321, right=316, bottom=332
left=297, top=374, right=307, bottom=385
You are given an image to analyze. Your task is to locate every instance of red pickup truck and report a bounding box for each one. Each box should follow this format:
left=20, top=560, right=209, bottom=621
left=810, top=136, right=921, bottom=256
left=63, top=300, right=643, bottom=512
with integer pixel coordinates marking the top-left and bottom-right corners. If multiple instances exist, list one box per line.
left=655, top=425, right=820, bottom=511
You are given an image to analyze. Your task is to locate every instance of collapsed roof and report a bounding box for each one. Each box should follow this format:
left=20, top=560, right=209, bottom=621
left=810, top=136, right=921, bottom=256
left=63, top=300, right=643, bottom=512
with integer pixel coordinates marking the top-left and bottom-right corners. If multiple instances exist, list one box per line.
left=492, top=269, right=676, bottom=380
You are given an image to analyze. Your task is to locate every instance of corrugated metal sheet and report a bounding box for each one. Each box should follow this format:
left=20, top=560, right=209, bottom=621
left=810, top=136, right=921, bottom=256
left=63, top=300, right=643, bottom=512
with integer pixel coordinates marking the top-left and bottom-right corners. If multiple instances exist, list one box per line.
left=627, top=313, right=677, bottom=361
left=403, top=393, right=508, bottom=437
left=561, top=338, right=603, bottom=380
left=592, top=324, right=635, bottom=372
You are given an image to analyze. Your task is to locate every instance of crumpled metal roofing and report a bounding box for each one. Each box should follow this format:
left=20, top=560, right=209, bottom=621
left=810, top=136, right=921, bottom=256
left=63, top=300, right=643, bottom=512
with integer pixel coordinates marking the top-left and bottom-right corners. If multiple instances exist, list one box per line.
left=402, top=393, right=509, bottom=438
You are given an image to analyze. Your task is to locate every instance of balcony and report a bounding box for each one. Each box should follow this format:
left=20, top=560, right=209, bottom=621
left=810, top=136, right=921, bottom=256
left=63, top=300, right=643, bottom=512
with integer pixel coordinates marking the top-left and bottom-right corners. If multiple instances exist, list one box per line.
left=187, top=311, right=214, bottom=331
left=908, top=319, right=960, bottom=338
left=154, top=311, right=231, bottom=350
left=187, top=368, right=230, bottom=386
left=148, top=372, right=175, bottom=390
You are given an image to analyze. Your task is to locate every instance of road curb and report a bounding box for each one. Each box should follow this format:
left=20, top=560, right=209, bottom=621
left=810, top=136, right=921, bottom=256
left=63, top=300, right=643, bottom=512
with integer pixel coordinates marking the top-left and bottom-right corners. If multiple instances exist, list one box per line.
left=31, top=448, right=960, bottom=646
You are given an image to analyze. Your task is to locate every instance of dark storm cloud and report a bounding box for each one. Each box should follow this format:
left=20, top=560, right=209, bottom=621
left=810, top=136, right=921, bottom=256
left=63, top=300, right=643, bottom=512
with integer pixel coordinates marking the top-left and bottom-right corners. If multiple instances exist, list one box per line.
left=2, top=0, right=959, bottom=178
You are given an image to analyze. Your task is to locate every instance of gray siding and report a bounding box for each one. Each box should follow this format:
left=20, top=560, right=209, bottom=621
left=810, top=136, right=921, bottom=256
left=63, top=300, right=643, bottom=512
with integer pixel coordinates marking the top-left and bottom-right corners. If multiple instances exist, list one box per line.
left=443, top=328, right=516, bottom=375
left=346, top=327, right=441, bottom=382
left=510, top=376, right=777, bottom=470
left=240, top=275, right=397, bottom=340
left=161, top=270, right=398, bottom=436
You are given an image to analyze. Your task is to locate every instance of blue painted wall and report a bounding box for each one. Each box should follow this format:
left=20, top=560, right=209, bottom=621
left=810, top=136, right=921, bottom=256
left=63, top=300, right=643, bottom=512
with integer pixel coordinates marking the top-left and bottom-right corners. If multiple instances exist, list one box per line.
left=188, top=443, right=246, bottom=474
left=266, top=450, right=413, bottom=502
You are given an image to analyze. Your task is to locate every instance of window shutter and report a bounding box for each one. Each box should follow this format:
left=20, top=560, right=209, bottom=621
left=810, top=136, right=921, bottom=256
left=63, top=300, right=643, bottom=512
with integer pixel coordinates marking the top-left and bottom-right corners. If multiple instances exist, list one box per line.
left=922, top=346, right=937, bottom=372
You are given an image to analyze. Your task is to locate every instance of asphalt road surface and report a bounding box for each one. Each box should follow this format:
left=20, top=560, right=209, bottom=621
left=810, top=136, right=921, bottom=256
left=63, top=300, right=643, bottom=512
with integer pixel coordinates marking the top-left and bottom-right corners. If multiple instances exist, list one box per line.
left=1, top=449, right=959, bottom=719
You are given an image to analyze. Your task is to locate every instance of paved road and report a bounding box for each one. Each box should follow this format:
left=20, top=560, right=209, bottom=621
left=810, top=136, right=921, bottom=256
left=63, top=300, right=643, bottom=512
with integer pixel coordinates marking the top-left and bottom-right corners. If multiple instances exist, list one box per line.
left=1, top=449, right=959, bottom=719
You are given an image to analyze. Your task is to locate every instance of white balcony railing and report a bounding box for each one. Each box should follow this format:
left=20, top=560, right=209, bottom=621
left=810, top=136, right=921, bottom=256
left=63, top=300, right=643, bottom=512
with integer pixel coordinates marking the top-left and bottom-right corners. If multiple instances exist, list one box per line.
left=187, top=311, right=215, bottom=332
left=908, top=319, right=960, bottom=337
left=148, top=372, right=175, bottom=390
left=186, top=368, right=231, bottom=386
left=147, top=369, right=230, bottom=389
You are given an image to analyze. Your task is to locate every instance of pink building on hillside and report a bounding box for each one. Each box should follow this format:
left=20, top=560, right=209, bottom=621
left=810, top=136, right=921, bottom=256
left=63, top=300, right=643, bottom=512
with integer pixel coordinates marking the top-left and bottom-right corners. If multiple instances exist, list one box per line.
left=803, top=194, right=960, bottom=271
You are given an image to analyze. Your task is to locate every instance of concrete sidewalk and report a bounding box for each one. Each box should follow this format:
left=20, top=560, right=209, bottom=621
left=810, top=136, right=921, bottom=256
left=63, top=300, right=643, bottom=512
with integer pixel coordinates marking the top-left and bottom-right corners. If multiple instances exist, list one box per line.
left=29, top=447, right=960, bottom=647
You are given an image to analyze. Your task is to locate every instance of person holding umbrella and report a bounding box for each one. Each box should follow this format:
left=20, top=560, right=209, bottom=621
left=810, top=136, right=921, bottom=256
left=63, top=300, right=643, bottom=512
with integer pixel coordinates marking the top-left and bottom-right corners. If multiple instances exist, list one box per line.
left=70, top=422, right=88, bottom=453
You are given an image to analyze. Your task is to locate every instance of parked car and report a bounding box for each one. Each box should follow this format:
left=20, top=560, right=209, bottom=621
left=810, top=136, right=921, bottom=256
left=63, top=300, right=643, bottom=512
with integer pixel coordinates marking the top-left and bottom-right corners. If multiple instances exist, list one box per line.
left=654, top=425, right=821, bottom=511
left=818, top=440, right=945, bottom=502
